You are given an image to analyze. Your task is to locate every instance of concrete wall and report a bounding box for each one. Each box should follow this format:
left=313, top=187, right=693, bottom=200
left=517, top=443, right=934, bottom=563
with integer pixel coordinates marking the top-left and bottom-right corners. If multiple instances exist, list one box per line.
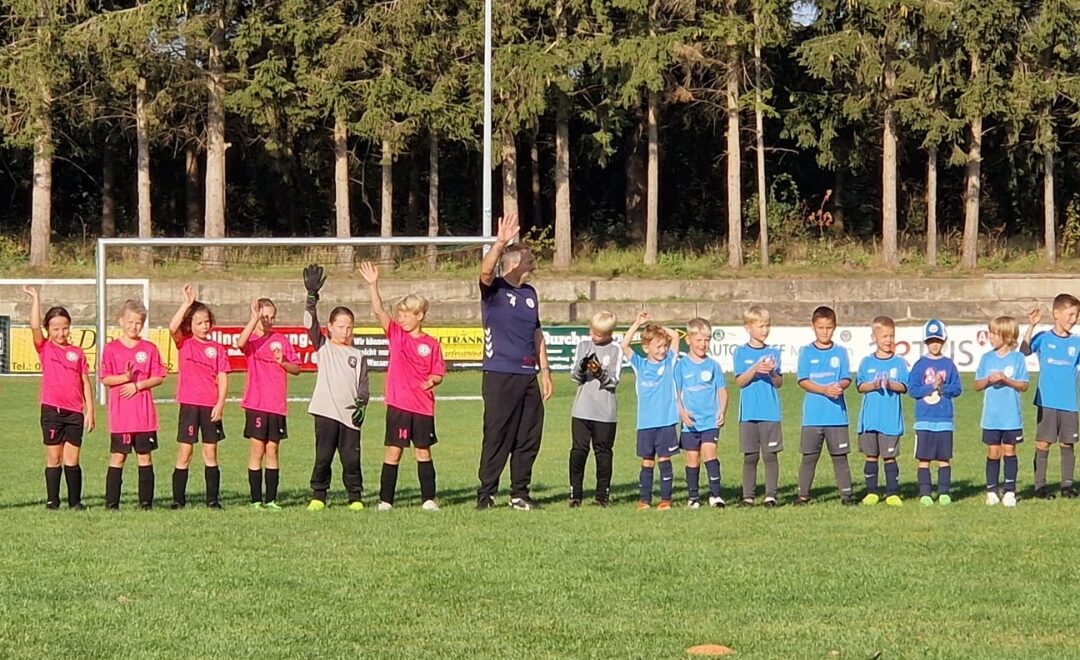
left=1, top=274, right=1078, bottom=325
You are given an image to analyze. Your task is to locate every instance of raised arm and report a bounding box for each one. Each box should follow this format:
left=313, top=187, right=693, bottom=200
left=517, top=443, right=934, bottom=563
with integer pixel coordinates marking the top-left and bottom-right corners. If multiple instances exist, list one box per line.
left=664, top=325, right=680, bottom=352
left=302, top=264, right=327, bottom=349
left=359, top=261, right=391, bottom=332
left=169, top=284, right=196, bottom=344
left=1020, top=306, right=1042, bottom=356
left=23, top=286, right=45, bottom=347
left=480, top=214, right=519, bottom=286
left=621, top=311, right=649, bottom=359
left=237, top=298, right=262, bottom=351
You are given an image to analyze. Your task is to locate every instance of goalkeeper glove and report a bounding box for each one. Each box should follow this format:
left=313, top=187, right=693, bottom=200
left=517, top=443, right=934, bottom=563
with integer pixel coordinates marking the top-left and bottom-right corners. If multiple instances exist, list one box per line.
left=303, top=264, right=327, bottom=301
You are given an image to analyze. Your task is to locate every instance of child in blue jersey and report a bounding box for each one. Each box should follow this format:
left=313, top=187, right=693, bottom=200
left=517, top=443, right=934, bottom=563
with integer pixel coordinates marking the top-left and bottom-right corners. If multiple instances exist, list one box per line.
left=675, top=318, right=728, bottom=509
left=907, top=320, right=962, bottom=506
left=975, top=316, right=1029, bottom=507
left=1021, top=293, right=1080, bottom=499
left=622, top=311, right=681, bottom=510
left=856, top=316, right=909, bottom=507
left=795, top=306, right=854, bottom=506
left=733, top=305, right=784, bottom=507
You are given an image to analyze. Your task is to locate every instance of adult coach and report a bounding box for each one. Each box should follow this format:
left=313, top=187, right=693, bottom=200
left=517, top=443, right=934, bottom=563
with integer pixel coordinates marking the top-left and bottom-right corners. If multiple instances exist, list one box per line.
left=476, top=214, right=554, bottom=510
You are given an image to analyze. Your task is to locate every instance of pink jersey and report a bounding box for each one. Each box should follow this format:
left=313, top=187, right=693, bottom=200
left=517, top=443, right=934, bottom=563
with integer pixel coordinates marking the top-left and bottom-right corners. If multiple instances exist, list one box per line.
left=175, top=336, right=231, bottom=407
left=37, top=340, right=88, bottom=413
left=241, top=332, right=299, bottom=415
left=100, top=338, right=166, bottom=434
left=385, top=321, right=446, bottom=416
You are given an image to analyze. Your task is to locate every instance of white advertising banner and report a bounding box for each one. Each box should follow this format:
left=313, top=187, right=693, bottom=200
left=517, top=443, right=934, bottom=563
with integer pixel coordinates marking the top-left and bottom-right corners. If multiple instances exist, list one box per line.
left=705, top=324, right=1047, bottom=374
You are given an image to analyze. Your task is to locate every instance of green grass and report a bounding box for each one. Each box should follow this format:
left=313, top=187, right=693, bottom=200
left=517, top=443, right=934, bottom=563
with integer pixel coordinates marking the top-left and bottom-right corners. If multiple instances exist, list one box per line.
left=1, top=371, right=1078, bottom=658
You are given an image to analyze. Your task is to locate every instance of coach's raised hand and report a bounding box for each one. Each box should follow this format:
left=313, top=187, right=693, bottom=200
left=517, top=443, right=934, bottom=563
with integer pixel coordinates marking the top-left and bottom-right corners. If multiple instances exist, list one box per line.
left=496, top=213, right=520, bottom=245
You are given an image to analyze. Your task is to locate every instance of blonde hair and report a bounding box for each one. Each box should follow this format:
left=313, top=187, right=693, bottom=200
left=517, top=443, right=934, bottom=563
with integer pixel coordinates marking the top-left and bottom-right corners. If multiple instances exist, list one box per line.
left=589, top=311, right=616, bottom=335
left=871, top=315, right=896, bottom=330
left=118, top=299, right=147, bottom=321
left=687, top=317, right=712, bottom=336
left=394, top=294, right=429, bottom=316
left=990, top=315, right=1019, bottom=350
left=744, top=305, right=770, bottom=325
left=640, top=323, right=671, bottom=348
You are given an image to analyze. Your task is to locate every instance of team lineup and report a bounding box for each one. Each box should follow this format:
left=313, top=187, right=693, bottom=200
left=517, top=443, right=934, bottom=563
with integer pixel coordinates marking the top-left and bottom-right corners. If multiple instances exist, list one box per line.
left=21, top=215, right=1080, bottom=512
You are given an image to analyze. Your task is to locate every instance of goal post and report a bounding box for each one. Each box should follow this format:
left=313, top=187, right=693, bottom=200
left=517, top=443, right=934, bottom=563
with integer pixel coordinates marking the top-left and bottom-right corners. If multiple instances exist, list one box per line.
left=95, top=236, right=497, bottom=403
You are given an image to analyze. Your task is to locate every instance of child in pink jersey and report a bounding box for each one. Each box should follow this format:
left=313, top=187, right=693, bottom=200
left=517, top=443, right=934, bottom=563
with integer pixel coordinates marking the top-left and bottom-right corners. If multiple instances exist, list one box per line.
left=100, top=299, right=167, bottom=509
left=168, top=284, right=230, bottom=509
left=359, top=261, right=446, bottom=511
left=237, top=297, right=301, bottom=509
left=23, top=286, right=95, bottom=510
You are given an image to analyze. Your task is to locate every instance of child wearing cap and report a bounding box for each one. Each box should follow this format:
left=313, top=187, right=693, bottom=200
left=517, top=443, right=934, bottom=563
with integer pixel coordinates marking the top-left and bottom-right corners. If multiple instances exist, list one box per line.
left=907, top=319, right=962, bottom=506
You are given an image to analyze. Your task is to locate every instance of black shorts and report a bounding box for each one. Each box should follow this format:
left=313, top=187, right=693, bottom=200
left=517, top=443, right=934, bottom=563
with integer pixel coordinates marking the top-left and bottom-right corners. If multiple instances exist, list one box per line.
left=178, top=404, right=225, bottom=444
left=110, top=432, right=159, bottom=454
left=244, top=410, right=288, bottom=442
left=384, top=406, right=438, bottom=448
left=41, top=405, right=84, bottom=447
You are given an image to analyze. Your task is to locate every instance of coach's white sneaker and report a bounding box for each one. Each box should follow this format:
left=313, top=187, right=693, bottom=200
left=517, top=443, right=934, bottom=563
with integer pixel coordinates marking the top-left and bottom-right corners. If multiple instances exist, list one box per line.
left=421, top=499, right=440, bottom=512
left=377, top=501, right=393, bottom=512
left=1002, top=492, right=1018, bottom=508
left=708, top=496, right=727, bottom=509
left=985, top=492, right=1000, bottom=506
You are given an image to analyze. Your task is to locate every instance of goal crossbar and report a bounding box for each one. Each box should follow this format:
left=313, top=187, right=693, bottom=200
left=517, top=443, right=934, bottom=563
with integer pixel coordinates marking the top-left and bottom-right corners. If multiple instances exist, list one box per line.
left=95, top=236, right=496, bottom=402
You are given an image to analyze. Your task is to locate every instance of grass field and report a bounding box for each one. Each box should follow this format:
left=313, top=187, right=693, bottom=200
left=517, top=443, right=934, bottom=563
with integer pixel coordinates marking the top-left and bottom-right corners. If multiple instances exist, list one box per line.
left=2, top=371, right=1079, bottom=659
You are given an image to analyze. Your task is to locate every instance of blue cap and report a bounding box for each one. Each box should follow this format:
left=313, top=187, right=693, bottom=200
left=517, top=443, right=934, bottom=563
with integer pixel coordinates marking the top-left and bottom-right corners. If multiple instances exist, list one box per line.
left=923, top=319, right=947, bottom=342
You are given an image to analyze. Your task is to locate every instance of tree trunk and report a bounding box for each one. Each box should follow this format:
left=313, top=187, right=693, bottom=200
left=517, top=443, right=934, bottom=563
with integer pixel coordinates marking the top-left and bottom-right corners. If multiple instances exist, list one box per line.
left=882, top=70, right=899, bottom=267
left=427, top=131, right=440, bottom=271
left=407, top=151, right=421, bottom=235
left=501, top=127, right=519, bottom=222
left=334, top=114, right=353, bottom=270
left=380, top=138, right=393, bottom=266
left=726, top=54, right=743, bottom=268
left=753, top=7, right=767, bottom=267
left=136, top=77, right=153, bottom=267
left=645, top=92, right=660, bottom=266
left=202, top=19, right=227, bottom=270
left=626, top=107, right=646, bottom=242
left=1044, top=147, right=1056, bottom=264
left=926, top=143, right=938, bottom=265
left=185, top=142, right=202, bottom=236
left=962, top=52, right=982, bottom=270
left=102, top=138, right=117, bottom=239
left=832, top=169, right=845, bottom=234
left=529, top=130, right=542, bottom=233
left=30, top=117, right=52, bottom=269
left=554, top=99, right=572, bottom=269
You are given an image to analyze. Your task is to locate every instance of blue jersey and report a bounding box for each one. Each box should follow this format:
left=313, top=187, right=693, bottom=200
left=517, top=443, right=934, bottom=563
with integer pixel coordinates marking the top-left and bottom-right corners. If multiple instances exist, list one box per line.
left=856, top=354, right=909, bottom=436
left=976, top=349, right=1029, bottom=430
left=675, top=355, right=726, bottom=432
left=480, top=277, right=540, bottom=374
left=734, top=344, right=782, bottom=423
left=797, top=342, right=850, bottom=427
left=908, top=355, right=962, bottom=430
left=629, top=350, right=679, bottom=430
left=1029, top=330, right=1080, bottom=412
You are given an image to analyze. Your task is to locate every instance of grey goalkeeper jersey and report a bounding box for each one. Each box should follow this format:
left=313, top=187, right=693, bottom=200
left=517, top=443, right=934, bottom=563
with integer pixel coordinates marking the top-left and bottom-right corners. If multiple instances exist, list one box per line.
left=305, top=299, right=370, bottom=430
left=570, top=339, right=623, bottom=423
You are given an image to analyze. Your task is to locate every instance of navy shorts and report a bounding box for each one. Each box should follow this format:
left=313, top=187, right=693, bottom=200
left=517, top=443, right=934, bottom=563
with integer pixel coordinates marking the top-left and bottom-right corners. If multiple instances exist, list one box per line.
left=914, top=430, right=953, bottom=461
left=41, top=405, right=85, bottom=447
left=110, top=432, right=158, bottom=454
left=384, top=405, right=438, bottom=448
left=178, top=404, right=225, bottom=444
left=244, top=410, right=288, bottom=442
left=982, top=429, right=1023, bottom=446
left=637, top=426, right=679, bottom=458
left=680, top=429, right=719, bottom=452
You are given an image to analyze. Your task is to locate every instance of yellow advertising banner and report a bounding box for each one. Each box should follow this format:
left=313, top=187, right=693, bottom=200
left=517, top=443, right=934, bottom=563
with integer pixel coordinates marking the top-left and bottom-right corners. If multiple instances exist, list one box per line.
left=9, top=327, right=178, bottom=374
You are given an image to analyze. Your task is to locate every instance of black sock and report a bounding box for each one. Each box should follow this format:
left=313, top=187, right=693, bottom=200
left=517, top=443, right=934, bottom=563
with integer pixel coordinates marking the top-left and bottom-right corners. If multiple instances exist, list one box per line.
left=380, top=463, right=399, bottom=505
left=45, top=466, right=62, bottom=507
left=205, top=466, right=221, bottom=505
left=64, top=465, right=83, bottom=507
left=265, top=468, right=280, bottom=503
left=418, top=460, right=436, bottom=502
left=105, top=466, right=123, bottom=508
left=172, top=468, right=188, bottom=506
left=138, top=465, right=155, bottom=507
left=248, top=469, right=263, bottom=504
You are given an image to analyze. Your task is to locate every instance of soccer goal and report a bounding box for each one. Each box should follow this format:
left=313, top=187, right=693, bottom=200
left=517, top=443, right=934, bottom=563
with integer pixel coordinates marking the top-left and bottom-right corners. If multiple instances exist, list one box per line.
left=0, top=277, right=150, bottom=375
left=93, top=236, right=496, bottom=402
